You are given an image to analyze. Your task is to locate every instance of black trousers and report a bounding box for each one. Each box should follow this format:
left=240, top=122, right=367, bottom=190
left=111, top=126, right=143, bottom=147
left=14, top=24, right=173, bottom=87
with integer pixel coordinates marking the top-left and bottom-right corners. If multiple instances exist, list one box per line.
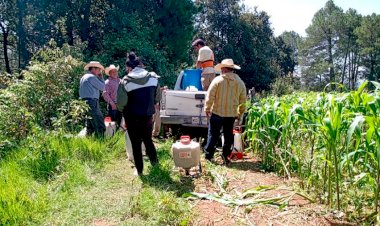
left=204, top=113, right=235, bottom=160
left=107, top=104, right=122, bottom=127
left=126, top=116, right=158, bottom=173
left=85, top=98, right=105, bottom=138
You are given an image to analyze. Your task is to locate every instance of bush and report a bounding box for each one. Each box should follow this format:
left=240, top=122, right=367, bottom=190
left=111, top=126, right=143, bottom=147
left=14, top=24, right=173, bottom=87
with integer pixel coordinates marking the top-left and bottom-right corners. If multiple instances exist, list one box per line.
left=271, top=75, right=300, bottom=96
left=0, top=44, right=85, bottom=151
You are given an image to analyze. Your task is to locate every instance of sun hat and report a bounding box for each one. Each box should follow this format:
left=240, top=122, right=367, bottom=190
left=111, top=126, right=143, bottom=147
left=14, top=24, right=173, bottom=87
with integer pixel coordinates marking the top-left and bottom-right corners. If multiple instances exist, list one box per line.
left=105, top=64, right=120, bottom=75
left=84, top=61, right=104, bottom=71
left=214, top=59, right=241, bottom=71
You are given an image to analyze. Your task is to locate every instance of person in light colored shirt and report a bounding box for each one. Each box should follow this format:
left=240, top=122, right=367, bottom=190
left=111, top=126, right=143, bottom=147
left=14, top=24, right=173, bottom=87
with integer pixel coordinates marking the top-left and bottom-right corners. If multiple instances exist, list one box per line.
left=192, top=39, right=215, bottom=90
left=102, top=64, right=122, bottom=127
left=204, top=59, right=247, bottom=164
left=79, top=61, right=106, bottom=138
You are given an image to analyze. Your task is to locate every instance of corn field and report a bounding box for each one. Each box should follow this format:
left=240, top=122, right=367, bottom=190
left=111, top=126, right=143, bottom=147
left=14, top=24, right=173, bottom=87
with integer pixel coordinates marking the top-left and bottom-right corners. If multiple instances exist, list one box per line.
left=246, top=81, right=380, bottom=222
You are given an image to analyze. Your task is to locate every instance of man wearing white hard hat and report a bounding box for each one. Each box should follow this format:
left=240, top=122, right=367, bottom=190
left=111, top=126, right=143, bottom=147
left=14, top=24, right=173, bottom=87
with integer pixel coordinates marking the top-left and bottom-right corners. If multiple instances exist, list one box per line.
left=102, top=64, right=122, bottom=127
left=79, top=61, right=106, bottom=138
left=204, top=59, right=247, bottom=164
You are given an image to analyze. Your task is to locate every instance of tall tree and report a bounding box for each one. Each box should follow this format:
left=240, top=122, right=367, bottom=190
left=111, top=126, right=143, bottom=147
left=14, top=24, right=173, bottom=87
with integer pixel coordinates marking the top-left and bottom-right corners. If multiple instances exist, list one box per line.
left=303, top=0, right=344, bottom=90
left=195, top=0, right=285, bottom=91
left=279, top=31, right=302, bottom=67
left=355, top=13, right=380, bottom=83
left=274, top=36, right=297, bottom=76
left=16, top=0, right=30, bottom=69
left=338, top=9, right=362, bottom=89
left=0, top=0, right=17, bottom=73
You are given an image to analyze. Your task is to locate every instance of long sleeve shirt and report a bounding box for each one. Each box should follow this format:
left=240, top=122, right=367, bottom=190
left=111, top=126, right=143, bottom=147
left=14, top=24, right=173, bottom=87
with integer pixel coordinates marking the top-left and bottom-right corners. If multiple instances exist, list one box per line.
left=102, top=77, right=120, bottom=104
left=79, top=73, right=105, bottom=99
left=205, top=72, right=247, bottom=118
left=117, top=67, right=161, bottom=116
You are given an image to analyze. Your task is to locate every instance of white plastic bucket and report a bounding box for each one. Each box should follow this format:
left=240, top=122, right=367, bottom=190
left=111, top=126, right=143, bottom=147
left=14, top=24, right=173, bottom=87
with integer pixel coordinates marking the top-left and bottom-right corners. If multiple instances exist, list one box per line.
left=125, top=131, right=146, bottom=162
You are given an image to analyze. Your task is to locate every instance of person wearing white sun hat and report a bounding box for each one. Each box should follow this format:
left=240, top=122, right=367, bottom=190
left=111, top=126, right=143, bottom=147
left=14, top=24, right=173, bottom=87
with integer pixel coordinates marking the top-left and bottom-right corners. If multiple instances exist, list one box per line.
left=204, top=59, right=247, bottom=164
left=80, top=61, right=106, bottom=138
left=102, top=64, right=122, bottom=127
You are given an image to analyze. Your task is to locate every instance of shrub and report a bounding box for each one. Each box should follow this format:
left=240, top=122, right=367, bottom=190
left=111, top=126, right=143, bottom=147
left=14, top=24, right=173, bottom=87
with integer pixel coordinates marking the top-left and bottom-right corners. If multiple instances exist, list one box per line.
left=271, top=75, right=301, bottom=96
left=0, top=44, right=85, bottom=151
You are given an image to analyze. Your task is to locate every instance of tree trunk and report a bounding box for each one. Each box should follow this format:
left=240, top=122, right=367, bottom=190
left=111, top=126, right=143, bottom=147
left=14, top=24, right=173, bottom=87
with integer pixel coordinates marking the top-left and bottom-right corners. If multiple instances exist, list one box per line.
left=349, top=53, right=356, bottom=90
left=327, top=36, right=335, bottom=90
left=352, top=50, right=360, bottom=89
left=80, top=0, right=91, bottom=42
left=0, top=25, right=12, bottom=74
left=66, top=0, right=74, bottom=45
left=369, top=54, right=375, bottom=82
left=341, top=51, right=348, bottom=86
left=16, top=0, right=28, bottom=69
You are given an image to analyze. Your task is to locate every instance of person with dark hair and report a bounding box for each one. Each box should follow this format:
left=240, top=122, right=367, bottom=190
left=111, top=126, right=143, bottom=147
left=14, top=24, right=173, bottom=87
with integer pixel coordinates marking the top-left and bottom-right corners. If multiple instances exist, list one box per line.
left=79, top=61, right=106, bottom=138
left=192, top=38, right=215, bottom=90
left=117, top=52, right=161, bottom=176
left=204, top=59, right=247, bottom=164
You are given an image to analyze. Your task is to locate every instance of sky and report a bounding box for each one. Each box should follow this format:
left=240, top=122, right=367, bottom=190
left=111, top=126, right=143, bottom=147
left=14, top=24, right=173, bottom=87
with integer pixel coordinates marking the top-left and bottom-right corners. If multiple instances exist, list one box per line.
left=243, top=0, right=380, bottom=37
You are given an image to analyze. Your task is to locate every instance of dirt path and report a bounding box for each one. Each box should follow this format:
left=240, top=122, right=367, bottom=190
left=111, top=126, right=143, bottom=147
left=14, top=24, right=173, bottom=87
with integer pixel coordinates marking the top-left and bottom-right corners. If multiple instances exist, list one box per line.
left=42, top=145, right=350, bottom=226
left=190, top=155, right=348, bottom=226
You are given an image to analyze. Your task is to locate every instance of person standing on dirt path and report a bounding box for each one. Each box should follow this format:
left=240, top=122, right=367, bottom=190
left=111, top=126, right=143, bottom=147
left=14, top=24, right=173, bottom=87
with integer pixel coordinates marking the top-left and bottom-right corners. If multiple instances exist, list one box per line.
left=204, top=59, right=247, bottom=164
left=192, top=39, right=215, bottom=91
left=117, top=52, right=161, bottom=176
left=79, top=61, right=106, bottom=138
left=102, top=64, right=122, bottom=128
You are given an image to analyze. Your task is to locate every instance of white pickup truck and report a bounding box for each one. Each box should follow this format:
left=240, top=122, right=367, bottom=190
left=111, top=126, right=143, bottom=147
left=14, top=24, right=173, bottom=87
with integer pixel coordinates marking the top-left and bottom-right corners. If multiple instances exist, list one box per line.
left=160, top=71, right=209, bottom=138
left=160, top=90, right=208, bottom=128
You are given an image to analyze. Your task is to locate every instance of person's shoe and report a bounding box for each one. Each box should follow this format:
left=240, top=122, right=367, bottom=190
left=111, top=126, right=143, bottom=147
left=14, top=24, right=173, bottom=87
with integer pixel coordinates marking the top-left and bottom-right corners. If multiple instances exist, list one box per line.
left=222, top=156, right=231, bottom=166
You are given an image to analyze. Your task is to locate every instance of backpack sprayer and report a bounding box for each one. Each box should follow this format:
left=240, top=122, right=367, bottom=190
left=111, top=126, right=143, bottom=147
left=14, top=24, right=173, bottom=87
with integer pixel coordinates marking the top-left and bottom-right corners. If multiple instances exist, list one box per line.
left=228, top=126, right=245, bottom=160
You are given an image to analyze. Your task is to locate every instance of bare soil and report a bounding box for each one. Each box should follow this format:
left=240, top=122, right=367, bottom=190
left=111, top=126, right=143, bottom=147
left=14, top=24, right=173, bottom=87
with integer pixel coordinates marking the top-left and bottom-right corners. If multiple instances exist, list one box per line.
left=191, top=155, right=356, bottom=226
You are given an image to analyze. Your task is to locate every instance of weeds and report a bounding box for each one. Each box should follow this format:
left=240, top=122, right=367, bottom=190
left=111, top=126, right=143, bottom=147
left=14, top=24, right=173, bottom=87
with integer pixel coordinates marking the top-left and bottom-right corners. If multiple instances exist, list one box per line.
left=0, top=131, right=124, bottom=225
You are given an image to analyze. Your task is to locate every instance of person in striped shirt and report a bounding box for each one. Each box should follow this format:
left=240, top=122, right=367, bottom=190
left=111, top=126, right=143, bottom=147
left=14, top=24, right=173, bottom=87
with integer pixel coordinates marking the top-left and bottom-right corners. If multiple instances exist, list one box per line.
left=102, top=64, right=122, bottom=128
left=204, top=59, right=247, bottom=164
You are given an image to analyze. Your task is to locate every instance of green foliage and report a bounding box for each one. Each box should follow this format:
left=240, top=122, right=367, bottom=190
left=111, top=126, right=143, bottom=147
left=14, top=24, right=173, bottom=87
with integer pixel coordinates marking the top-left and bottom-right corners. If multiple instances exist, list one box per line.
left=270, top=76, right=300, bottom=96
left=0, top=44, right=85, bottom=152
left=130, top=188, right=191, bottom=225
left=355, top=13, right=380, bottom=83
left=0, top=132, right=124, bottom=225
left=0, top=162, right=47, bottom=225
left=246, top=81, right=380, bottom=223
left=300, top=2, right=380, bottom=92
left=127, top=141, right=193, bottom=225
left=196, top=0, right=290, bottom=91
left=301, top=0, right=344, bottom=90
left=91, top=0, right=196, bottom=87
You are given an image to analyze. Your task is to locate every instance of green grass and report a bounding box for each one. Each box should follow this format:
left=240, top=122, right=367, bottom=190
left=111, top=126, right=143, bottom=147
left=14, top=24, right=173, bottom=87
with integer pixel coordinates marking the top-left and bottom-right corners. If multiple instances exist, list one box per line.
left=0, top=132, right=194, bottom=225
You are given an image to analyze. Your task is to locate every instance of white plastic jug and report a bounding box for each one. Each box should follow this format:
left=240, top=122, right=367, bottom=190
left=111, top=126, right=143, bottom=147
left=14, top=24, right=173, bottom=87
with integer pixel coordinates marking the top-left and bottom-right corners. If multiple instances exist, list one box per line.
left=104, top=121, right=116, bottom=137
left=125, top=131, right=146, bottom=162
left=229, top=127, right=244, bottom=159
left=172, top=136, right=200, bottom=169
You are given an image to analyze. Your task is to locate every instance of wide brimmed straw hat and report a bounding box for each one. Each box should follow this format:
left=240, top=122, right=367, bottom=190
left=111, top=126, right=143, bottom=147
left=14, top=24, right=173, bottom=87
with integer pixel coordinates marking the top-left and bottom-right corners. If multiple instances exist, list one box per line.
left=84, top=61, right=104, bottom=71
left=215, top=59, right=241, bottom=71
left=105, top=64, right=120, bottom=75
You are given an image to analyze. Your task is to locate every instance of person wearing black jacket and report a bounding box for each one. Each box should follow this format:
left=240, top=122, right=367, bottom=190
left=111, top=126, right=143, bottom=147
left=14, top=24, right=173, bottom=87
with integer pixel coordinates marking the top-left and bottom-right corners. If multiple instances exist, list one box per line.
left=117, top=52, right=161, bottom=176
